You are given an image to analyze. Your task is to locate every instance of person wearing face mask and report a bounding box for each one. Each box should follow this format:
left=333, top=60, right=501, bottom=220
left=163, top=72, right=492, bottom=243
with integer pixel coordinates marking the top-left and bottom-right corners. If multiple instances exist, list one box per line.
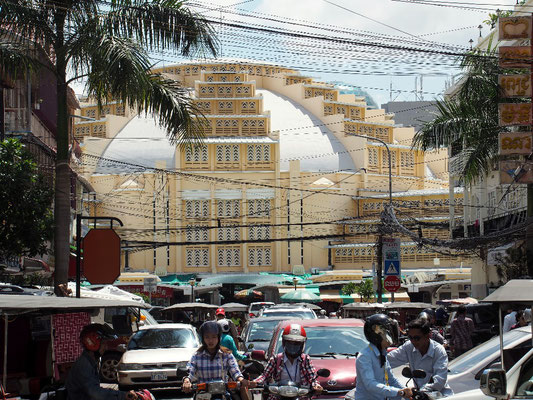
left=249, top=324, right=323, bottom=399
left=355, top=314, right=412, bottom=400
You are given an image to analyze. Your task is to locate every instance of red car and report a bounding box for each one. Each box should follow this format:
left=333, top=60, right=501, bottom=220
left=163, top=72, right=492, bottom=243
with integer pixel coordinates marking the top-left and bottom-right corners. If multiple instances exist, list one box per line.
left=252, top=318, right=367, bottom=399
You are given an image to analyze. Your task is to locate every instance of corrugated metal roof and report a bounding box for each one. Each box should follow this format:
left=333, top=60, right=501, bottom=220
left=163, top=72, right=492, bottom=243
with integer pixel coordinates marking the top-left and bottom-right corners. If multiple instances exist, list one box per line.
left=353, top=187, right=464, bottom=200
left=183, top=137, right=278, bottom=144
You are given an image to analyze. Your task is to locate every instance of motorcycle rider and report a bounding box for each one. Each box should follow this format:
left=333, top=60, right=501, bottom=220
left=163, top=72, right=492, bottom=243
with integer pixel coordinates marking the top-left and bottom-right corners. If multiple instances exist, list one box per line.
left=355, top=314, right=412, bottom=400
left=249, top=324, right=323, bottom=398
left=66, top=323, right=138, bottom=400
left=218, top=318, right=247, bottom=361
left=418, top=309, right=445, bottom=346
left=183, top=321, right=250, bottom=392
left=387, top=318, right=453, bottom=397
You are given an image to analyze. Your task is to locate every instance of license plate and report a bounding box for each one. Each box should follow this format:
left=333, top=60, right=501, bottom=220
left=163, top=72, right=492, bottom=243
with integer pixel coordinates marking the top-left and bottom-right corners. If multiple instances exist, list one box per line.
left=197, top=393, right=211, bottom=400
left=151, top=372, right=168, bottom=381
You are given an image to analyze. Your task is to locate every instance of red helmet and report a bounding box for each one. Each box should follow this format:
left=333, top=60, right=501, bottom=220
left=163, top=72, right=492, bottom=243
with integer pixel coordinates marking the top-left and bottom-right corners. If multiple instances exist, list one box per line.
left=215, top=308, right=225, bottom=316
left=282, top=324, right=307, bottom=342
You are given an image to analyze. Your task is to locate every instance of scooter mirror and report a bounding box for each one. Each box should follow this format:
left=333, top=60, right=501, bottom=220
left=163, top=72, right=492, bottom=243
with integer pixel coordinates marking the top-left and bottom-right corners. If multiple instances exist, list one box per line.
left=317, top=369, right=331, bottom=378
left=413, top=370, right=427, bottom=379
left=402, top=367, right=413, bottom=379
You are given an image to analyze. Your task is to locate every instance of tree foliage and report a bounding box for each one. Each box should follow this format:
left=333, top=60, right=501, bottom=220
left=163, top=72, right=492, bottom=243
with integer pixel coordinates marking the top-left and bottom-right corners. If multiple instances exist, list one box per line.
left=495, top=244, right=529, bottom=282
left=0, top=139, right=53, bottom=259
left=342, top=279, right=375, bottom=302
left=412, top=45, right=509, bottom=184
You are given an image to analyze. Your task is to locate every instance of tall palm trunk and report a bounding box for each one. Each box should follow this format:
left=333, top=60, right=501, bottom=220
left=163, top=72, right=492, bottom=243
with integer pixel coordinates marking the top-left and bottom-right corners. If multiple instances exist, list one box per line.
left=53, top=10, right=70, bottom=295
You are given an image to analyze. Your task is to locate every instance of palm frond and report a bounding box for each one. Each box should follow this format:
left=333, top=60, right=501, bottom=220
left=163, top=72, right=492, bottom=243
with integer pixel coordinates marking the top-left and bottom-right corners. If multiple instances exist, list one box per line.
left=104, top=0, right=218, bottom=57
left=82, top=33, right=205, bottom=147
left=0, top=35, right=43, bottom=80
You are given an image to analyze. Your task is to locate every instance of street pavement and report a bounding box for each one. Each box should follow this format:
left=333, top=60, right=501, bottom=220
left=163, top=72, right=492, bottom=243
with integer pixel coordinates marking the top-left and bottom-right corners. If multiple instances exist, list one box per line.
left=102, top=383, right=192, bottom=400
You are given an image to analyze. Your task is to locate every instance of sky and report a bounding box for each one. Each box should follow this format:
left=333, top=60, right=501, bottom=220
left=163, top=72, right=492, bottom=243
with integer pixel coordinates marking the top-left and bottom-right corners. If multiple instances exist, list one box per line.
left=164, top=0, right=514, bottom=107
left=68, top=0, right=516, bottom=108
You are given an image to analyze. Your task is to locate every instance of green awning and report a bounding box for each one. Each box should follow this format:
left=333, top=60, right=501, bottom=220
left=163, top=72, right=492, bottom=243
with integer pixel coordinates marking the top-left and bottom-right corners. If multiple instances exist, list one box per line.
left=160, top=274, right=196, bottom=285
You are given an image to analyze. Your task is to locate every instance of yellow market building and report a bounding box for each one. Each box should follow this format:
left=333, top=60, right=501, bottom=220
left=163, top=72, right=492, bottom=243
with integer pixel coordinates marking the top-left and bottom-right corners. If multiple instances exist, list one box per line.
left=76, top=61, right=468, bottom=278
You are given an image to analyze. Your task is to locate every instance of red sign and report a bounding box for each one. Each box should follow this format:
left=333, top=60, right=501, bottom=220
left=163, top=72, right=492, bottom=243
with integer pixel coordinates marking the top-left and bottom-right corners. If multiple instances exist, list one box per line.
left=83, top=229, right=121, bottom=284
left=384, top=276, right=401, bottom=293
left=120, top=284, right=174, bottom=299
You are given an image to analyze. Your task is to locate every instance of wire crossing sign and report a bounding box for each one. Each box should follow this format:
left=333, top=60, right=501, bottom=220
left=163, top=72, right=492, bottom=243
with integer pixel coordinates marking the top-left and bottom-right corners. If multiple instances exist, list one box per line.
left=383, top=237, right=401, bottom=276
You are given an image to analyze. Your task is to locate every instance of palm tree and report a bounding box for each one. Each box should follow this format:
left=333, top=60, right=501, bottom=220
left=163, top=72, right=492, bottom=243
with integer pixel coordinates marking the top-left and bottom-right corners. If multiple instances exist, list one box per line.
left=0, top=0, right=217, bottom=294
left=412, top=46, right=505, bottom=184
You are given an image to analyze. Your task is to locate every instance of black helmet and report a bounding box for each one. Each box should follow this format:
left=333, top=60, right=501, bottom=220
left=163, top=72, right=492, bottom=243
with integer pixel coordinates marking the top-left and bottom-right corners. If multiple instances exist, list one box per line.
left=199, top=321, right=221, bottom=355
left=364, top=314, right=394, bottom=349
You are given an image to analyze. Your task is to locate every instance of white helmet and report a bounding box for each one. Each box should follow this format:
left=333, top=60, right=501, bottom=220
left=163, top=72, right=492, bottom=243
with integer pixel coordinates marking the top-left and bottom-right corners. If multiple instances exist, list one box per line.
left=282, top=324, right=307, bottom=343
left=217, top=318, right=231, bottom=334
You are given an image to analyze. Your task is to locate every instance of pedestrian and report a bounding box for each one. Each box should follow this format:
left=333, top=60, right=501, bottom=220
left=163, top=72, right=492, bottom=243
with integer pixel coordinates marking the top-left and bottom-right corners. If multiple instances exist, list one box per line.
left=449, top=305, right=475, bottom=358
left=388, top=318, right=453, bottom=397
left=354, top=314, right=412, bottom=400
left=503, top=308, right=518, bottom=333
left=418, top=309, right=446, bottom=345
left=66, top=323, right=138, bottom=400
left=511, top=310, right=530, bottom=330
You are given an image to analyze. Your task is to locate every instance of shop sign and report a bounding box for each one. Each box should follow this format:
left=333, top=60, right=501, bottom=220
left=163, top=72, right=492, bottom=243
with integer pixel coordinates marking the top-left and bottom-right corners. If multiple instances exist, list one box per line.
left=499, top=75, right=532, bottom=98
left=499, top=132, right=533, bottom=155
left=499, top=46, right=531, bottom=68
left=120, top=284, right=174, bottom=298
left=499, top=16, right=532, bottom=40
left=500, top=160, right=533, bottom=184
left=499, top=103, right=532, bottom=126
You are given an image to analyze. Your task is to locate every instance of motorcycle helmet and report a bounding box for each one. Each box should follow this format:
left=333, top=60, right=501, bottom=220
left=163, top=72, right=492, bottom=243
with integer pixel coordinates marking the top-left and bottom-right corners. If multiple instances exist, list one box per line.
left=364, top=314, right=394, bottom=358
left=79, top=323, right=117, bottom=352
left=282, top=324, right=307, bottom=358
left=217, top=318, right=231, bottom=334
left=199, top=321, right=222, bottom=359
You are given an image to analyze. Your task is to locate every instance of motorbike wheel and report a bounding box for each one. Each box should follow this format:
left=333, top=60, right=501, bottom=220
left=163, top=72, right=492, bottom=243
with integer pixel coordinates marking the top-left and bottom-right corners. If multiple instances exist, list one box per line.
left=100, top=352, right=121, bottom=383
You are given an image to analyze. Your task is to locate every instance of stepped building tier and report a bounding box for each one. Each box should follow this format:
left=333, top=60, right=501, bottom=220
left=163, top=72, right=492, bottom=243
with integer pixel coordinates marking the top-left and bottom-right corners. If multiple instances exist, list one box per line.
left=75, top=61, right=466, bottom=276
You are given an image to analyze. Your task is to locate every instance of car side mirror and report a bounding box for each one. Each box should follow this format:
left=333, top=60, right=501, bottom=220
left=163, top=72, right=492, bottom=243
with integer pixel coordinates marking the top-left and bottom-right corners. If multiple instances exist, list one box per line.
left=117, top=344, right=127, bottom=352
left=247, top=343, right=254, bottom=350
left=251, top=350, right=266, bottom=361
left=480, top=369, right=507, bottom=398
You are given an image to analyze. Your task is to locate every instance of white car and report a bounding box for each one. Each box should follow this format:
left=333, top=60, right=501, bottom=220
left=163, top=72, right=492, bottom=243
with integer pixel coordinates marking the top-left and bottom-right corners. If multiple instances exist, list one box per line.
left=443, top=346, right=533, bottom=400
left=259, top=305, right=317, bottom=319
left=117, top=324, right=199, bottom=390
left=248, top=302, right=275, bottom=318
left=391, top=326, right=532, bottom=394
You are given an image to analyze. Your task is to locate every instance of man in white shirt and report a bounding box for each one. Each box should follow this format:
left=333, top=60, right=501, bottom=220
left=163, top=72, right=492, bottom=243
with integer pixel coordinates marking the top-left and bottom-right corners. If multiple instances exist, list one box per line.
left=503, top=309, right=517, bottom=333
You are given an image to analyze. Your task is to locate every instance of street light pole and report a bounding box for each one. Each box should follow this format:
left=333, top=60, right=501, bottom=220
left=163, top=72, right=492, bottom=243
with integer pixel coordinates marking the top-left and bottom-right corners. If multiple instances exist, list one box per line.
left=189, top=278, right=195, bottom=303
left=346, top=133, right=393, bottom=304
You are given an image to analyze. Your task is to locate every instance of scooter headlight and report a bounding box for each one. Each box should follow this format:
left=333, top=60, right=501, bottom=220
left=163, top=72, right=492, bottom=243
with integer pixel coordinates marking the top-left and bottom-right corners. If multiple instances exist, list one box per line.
left=207, top=381, right=226, bottom=394
left=278, top=386, right=299, bottom=397
left=268, top=386, right=280, bottom=395
left=298, top=388, right=310, bottom=396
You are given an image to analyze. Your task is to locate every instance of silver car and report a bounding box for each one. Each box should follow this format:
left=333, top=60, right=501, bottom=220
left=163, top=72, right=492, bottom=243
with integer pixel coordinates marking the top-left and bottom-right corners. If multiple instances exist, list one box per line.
left=117, top=324, right=199, bottom=390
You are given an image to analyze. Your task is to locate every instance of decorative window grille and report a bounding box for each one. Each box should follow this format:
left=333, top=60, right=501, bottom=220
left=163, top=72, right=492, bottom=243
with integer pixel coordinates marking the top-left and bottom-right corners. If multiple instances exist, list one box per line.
left=185, top=67, right=191, bottom=75
left=215, top=119, right=239, bottom=135
left=208, top=86, right=214, bottom=94
left=242, top=119, right=265, bottom=135
left=247, top=145, right=271, bottom=162
left=216, top=145, right=239, bottom=162
left=248, top=225, right=272, bottom=240
left=248, top=199, right=271, bottom=217
left=336, top=106, right=346, bottom=116
left=248, top=247, right=272, bottom=266
left=115, top=104, right=125, bottom=116
left=256, top=67, right=262, bottom=75
left=304, top=89, right=312, bottom=98
left=207, top=76, right=214, bottom=82
left=185, top=225, right=209, bottom=242
left=221, top=75, right=227, bottom=82
left=185, top=145, right=208, bottom=162
left=350, top=108, right=361, bottom=119
left=200, top=86, right=207, bottom=94
left=324, top=105, right=333, bottom=115
left=217, top=227, right=240, bottom=241
left=197, top=101, right=211, bottom=112
left=400, top=152, right=415, bottom=170
left=185, top=247, right=209, bottom=267
left=217, top=247, right=241, bottom=266
left=390, top=151, right=397, bottom=168
left=85, top=109, right=96, bottom=118
left=93, top=124, right=106, bottom=138
left=368, top=148, right=378, bottom=166
left=192, top=66, right=199, bottom=74
left=185, top=200, right=210, bottom=219
left=217, top=200, right=240, bottom=218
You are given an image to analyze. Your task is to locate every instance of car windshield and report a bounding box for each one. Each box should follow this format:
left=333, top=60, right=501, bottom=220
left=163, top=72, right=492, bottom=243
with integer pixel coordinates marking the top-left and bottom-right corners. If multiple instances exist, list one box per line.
left=275, top=326, right=367, bottom=356
left=250, top=303, right=273, bottom=313
left=263, top=310, right=315, bottom=319
left=128, top=328, right=198, bottom=350
left=448, top=329, right=528, bottom=374
left=248, top=320, right=286, bottom=341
